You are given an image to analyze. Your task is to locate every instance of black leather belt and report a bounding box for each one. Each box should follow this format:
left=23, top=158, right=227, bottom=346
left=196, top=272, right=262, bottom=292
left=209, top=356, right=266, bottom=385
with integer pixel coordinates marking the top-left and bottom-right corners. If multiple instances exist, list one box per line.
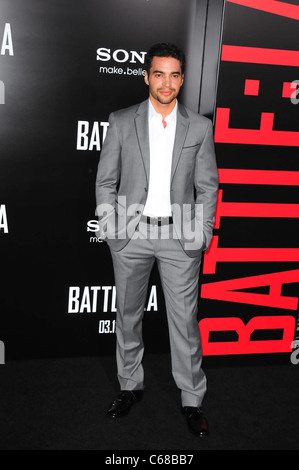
left=140, top=215, right=173, bottom=226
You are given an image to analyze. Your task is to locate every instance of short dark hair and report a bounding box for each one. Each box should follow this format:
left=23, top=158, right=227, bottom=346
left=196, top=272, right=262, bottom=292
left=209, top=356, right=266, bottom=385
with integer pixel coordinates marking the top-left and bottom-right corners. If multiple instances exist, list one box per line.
left=144, top=42, right=186, bottom=75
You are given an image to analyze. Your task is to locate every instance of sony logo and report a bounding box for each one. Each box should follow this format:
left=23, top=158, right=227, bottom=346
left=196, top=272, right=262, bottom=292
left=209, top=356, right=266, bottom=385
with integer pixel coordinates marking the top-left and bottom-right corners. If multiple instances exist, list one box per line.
left=96, top=47, right=146, bottom=64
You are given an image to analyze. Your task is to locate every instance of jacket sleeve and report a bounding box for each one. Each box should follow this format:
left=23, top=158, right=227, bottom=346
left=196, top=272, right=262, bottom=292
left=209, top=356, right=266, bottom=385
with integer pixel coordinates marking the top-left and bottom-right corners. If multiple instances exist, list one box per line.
left=95, top=112, right=121, bottom=238
left=194, top=120, right=218, bottom=251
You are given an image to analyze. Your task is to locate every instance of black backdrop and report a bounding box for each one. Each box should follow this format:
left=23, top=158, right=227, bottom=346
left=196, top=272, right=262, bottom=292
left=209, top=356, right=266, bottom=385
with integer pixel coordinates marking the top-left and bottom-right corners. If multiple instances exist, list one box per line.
left=0, top=0, right=298, bottom=361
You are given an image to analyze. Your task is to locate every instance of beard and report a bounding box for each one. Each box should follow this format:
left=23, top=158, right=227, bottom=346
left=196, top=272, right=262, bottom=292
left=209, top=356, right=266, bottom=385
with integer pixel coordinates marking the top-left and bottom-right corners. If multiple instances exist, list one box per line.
left=154, top=88, right=177, bottom=105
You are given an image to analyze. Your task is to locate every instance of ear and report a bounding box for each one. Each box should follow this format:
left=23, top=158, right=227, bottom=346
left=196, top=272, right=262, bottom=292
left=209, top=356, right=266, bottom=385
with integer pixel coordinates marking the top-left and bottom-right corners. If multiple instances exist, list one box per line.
left=144, top=71, right=149, bottom=86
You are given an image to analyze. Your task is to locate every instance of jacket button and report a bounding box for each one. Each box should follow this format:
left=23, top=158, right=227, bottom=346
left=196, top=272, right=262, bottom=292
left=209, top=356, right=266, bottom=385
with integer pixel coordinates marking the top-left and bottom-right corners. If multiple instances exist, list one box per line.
left=144, top=187, right=148, bottom=192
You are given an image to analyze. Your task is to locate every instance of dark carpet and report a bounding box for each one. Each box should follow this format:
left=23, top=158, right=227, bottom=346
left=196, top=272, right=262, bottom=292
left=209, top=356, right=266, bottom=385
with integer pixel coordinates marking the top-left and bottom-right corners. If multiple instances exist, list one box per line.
left=0, top=353, right=298, bottom=450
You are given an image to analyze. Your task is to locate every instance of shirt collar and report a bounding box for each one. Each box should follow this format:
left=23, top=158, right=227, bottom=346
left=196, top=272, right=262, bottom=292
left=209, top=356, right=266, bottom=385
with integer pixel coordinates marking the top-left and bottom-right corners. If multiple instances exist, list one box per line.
left=148, top=98, right=177, bottom=125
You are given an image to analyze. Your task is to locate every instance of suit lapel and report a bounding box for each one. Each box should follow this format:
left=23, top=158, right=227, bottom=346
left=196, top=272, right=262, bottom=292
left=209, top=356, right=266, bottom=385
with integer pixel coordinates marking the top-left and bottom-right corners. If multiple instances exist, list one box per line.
left=134, top=100, right=150, bottom=183
left=171, top=102, right=189, bottom=182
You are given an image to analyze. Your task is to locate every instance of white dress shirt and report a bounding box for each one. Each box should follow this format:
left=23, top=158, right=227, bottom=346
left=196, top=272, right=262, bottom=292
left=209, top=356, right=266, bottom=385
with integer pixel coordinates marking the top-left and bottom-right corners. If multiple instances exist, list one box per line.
left=143, top=99, right=177, bottom=217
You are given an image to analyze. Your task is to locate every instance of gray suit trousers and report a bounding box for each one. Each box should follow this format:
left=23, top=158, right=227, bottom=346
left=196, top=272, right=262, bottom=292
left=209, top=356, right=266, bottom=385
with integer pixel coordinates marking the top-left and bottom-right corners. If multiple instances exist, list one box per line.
left=109, top=220, right=207, bottom=407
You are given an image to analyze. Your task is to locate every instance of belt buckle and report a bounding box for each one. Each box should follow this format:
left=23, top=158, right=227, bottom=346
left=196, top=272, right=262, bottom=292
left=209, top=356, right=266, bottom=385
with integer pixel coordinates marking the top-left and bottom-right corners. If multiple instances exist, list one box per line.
left=146, top=216, right=171, bottom=226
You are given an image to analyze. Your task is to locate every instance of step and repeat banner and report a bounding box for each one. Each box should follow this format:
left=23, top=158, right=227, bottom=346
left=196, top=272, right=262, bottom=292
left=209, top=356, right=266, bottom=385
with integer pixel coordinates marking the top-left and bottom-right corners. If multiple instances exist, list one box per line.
left=207, top=0, right=299, bottom=357
left=0, top=0, right=298, bottom=360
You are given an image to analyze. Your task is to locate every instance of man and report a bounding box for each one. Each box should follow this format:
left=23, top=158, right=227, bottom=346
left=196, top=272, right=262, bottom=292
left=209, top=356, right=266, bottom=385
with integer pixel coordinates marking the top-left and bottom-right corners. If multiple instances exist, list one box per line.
left=95, top=43, right=218, bottom=437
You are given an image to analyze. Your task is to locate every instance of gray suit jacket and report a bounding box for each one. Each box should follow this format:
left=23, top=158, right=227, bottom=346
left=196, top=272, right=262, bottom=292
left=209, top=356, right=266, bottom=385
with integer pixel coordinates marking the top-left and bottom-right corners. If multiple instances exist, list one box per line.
left=95, top=99, right=218, bottom=257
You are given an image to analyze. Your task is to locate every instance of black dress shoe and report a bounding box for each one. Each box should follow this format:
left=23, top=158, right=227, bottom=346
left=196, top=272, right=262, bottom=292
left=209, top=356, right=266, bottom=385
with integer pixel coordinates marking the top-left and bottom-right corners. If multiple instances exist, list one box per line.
left=182, top=406, right=209, bottom=437
left=106, top=390, right=143, bottom=418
